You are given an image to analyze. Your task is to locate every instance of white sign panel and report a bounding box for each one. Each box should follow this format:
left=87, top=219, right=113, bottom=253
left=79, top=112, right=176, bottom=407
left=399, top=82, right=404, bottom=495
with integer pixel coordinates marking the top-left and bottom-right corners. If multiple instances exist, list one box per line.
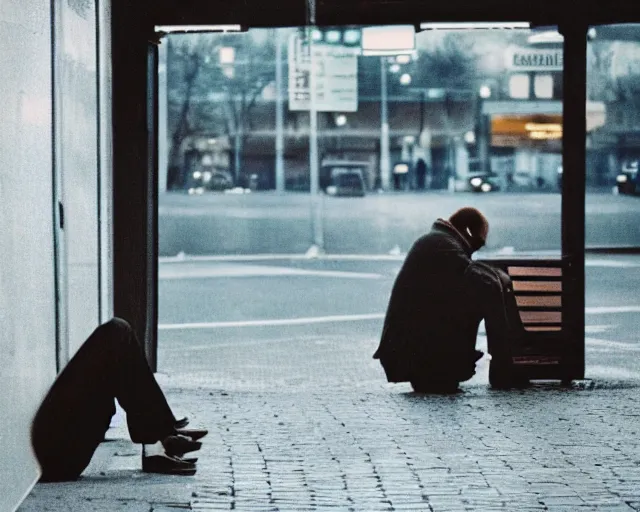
left=505, top=47, right=564, bottom=71
left=288, top=34, right=358, bottom=112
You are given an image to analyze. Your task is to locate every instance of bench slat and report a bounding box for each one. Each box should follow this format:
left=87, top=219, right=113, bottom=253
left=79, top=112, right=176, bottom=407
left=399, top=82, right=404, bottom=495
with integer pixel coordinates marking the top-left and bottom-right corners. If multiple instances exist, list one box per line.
left=508, top=266, right=562, bottom=277
left=520, top=311, right=562, bottom=323
left=513, top=281, right=562, bottom=292
left=516, top=295, right=562, bottom=308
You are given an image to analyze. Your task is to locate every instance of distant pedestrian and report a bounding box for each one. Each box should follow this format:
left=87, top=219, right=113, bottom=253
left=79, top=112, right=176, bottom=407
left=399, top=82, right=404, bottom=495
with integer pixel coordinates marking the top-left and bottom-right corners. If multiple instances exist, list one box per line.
left=373, top=207, right=526, bottom=392
left=31, top=318, right=207, bottom=482
left=415, top=159, right=427, bottom=190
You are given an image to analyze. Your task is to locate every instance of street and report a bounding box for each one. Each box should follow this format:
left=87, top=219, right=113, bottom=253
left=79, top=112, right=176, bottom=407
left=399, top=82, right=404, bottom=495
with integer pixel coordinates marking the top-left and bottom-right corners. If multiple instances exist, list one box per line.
left=157, top=253, right=640, bottom=389
left=159, top=190, right=640, bottom=257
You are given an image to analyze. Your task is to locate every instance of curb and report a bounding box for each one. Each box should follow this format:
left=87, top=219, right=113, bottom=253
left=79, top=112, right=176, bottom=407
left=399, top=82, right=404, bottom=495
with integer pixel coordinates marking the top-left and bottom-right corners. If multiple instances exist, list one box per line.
left=585, top=246, right=640, bottom=254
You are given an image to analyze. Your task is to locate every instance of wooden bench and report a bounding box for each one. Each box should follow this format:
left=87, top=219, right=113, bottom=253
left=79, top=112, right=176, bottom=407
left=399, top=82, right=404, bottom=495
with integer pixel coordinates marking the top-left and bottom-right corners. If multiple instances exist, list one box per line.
left=508, top=264, right=563, bottom=332
left=477, top=258, right=575, bottom=382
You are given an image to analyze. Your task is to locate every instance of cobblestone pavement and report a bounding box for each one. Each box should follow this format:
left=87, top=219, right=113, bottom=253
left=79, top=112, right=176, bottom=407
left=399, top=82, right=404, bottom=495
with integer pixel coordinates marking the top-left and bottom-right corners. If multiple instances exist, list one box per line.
left=21, top=379, right=640, bottom=512
left=19, top=335, right=640, bottom=512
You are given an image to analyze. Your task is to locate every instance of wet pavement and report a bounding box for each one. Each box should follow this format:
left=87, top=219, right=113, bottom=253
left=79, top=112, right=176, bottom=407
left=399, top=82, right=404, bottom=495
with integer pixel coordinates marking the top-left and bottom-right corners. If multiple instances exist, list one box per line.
left=20, top=370, right=640, bottom=511
left=19, top=254, right=640, bottom=511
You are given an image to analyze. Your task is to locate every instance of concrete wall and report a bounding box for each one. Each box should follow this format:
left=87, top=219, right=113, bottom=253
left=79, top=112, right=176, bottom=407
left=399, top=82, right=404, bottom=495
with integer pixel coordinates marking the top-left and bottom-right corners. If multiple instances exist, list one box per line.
left=56, top=0, right=103, bottom=359
left=0, top=1, right=58, bottom=509
left=0, top=0, right=110, bottom=508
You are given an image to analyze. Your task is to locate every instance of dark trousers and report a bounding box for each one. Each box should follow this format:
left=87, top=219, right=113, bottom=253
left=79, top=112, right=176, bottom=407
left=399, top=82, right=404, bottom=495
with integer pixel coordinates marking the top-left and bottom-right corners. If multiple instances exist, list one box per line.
left=31, top=318, right=176, bottom=482
left=474, top=263, right=526, bottom=363
left=410, top=263, right=524, bottom=393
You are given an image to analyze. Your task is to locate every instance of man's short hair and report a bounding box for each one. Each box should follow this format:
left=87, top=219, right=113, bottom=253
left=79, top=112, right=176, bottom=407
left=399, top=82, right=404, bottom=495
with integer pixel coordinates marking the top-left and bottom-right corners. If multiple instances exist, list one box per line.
left=448, top=207, right=489, bottom=248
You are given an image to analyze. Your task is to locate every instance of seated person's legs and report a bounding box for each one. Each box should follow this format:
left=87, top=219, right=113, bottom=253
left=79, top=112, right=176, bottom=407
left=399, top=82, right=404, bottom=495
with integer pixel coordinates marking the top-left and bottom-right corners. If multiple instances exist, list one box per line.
left=31, top=318, right=203, bottom=481
left=480, top=266, right=530, bottom=388
left=465, top=261, right=530, bottom=388
left=32, top=319, right=132, bottom=481
left=409, top=348, right=483, bottom=394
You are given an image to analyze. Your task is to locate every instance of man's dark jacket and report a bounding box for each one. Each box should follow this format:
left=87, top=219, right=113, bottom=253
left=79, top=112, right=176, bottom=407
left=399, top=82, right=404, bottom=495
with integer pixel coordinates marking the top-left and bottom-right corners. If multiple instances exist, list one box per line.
left=373, top=219, right=493, bottom=383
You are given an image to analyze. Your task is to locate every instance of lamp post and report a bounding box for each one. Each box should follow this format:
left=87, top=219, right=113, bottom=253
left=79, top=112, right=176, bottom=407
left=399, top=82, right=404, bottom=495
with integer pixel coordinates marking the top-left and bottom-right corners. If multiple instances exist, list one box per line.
left=444, top=90, right=455, bottom=191
left=478, top=84, right=492, bottom=174
left=380, top=57, right=391, bottom=190
left=218, top=46, right=243, bottom=184
left=361, top=25, right=416, bottom=190
left=307, top=27, right=324, bottom=252
left=275, top=29, right=285, bottom=192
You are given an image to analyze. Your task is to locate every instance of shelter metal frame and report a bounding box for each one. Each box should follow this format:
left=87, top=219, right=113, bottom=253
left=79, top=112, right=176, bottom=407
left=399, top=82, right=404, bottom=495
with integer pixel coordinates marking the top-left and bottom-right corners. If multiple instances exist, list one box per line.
left=112, top=0, right=640, bottom=374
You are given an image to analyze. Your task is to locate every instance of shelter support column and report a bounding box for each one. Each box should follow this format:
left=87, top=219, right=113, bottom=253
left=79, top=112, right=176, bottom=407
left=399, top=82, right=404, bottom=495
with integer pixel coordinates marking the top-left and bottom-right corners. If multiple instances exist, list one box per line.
left=559, top=21, right=587, bottom=379
left=112, top=2, right=158, bottom=370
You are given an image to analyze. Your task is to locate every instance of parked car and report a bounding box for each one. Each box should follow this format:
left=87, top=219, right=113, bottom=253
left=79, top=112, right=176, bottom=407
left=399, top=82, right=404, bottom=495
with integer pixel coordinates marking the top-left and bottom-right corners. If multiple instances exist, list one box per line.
left=321, top=161, right=367, bottom=197
left=467, top=171, right=501, bottom=193
left=188, top=169, right=233, bottom=194
left=617, top=160, right=639, bottom=195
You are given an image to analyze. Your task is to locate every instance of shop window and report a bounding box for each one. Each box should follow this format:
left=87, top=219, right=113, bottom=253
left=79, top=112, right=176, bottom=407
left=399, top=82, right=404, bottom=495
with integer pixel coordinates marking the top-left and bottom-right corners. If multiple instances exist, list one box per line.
left=509, top=74, right=530, bottom=99
left=534, top=74, right=553, bottom=99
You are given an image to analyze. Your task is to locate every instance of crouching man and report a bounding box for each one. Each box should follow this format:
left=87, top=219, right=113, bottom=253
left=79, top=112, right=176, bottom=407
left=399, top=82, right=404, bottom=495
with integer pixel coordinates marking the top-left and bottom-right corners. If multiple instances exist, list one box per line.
left=373, top=207, right=523, bottom=393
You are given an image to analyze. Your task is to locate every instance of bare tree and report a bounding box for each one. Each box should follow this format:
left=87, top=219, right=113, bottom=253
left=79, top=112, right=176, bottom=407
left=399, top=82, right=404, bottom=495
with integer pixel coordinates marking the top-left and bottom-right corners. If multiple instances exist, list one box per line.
left=216, top=30, right=277, bottom=184
left=166, top=31, right=276, bottom=189
left=165, top=34, right=225, bottom=189
left=587, top=41, right=618, bottom=102
left=413, top=32, right=479, bottom=90
left=588, top=41, right=640, bottom=132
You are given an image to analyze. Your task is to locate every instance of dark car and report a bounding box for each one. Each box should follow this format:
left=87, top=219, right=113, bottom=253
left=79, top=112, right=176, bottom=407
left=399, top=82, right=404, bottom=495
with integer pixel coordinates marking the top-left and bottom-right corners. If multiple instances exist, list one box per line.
left=322, top=161, right=368, bottom=197
left=467, top=171, right=501, bottom=193
left=617, top=160, right=639, bottom=195
left=187, top=169, right=233, bottom=194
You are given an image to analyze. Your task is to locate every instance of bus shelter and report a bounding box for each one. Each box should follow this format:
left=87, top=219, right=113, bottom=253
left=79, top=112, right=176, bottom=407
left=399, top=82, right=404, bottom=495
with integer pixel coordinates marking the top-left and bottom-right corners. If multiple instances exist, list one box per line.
left=110, top=0, right=640, bottom=379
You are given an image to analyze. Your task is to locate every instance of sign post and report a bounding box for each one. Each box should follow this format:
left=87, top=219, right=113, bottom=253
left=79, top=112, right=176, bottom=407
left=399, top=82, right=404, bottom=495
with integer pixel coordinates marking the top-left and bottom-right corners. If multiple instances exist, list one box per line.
left=288, top=33, right=359, bottom=113
left=288, top=30, right=359, bottom=252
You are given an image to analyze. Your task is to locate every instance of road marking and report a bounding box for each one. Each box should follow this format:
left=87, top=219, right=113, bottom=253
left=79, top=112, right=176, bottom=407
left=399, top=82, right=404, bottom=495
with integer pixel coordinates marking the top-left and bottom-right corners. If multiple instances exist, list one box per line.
left=159, top=253, right=406, bottom=263
left=584, top=365, right=640, bottom=380
left=159, top=308, right=637, bottom=331
left=586, top=306, right=640, bottom=314
left=586, top=259, right=640, bottom=268
left=585, top=338, right=640, bottom=351
left=159, top=263, right=381, bottom=280
left=160, top=252, right=640, bottom=266
left=585, top=325, right=615, bottom=334
left=158, top=313, right=386, bottom=330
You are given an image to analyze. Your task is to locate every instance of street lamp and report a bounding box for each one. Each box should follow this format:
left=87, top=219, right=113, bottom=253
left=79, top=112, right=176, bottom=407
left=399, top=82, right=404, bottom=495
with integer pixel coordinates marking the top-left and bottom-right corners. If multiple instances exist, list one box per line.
left=380, top=57, right=391, bottom=190
left=477, top=84, right=492, bottom=173
left=361, top=25, right=416, bottom=191
left=335, top=114, right=348, bottom=127
left=219, top=47, right=235, bottom=64
left=464, top=131, right=476, bottom=144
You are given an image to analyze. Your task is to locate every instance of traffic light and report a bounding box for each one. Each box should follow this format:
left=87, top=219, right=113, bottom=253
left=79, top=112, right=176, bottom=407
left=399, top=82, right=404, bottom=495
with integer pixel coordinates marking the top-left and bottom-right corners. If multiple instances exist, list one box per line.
left=306, top=27, right=362, bottom=48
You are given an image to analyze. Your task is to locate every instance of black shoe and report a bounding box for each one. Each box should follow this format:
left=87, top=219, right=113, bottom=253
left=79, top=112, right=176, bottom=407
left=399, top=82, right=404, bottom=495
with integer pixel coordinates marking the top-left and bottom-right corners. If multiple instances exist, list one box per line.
left=142, top=453, right=196, bottom=476
left=174, top=417, right=189, bottom=429
left=182, top=456, right=198, bottom=464
left=175, top=428, right=208, bottom=441
left=162, top=434, right=202, bottom=457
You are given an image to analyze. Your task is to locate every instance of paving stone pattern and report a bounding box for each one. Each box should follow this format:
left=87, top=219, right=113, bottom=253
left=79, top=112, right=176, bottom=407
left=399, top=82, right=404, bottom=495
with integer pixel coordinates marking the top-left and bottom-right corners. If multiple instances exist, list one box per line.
left=173, top=384, right=640, bottom=512
left=21, top=384, right=640, bottom=511
left=20, top=336, right=640, bottom=512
